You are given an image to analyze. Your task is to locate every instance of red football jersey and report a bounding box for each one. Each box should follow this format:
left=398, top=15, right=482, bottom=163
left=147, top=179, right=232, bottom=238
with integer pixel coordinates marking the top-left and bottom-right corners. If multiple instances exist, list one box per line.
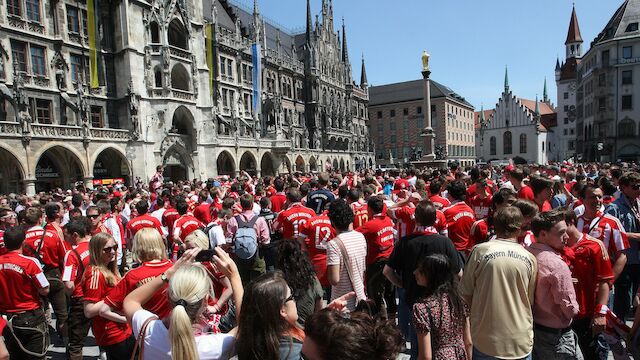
left=91, top=222, right=112, bottom=237
left=62, top=241, right=91, bottom=299
left=162, top=207, right=180, bottom=242
left=23, top=225, right=67, bottom=270
left=470, top=219, right=490, bottom=245
left=173, top=214, right=204, bottom=242
left=569, top=234, right=614, bottom=319
left=429, top=195, right=451, bottom=210
left=274, top=203, right=315, bottom=240
left=469, top=195, right=492, bottom=220
left=269, top=193, right=287, bottom=213
left=299, top=212, right=336, bottom=287
left=105, top=260, right=173, bottom=319
left=356, top=214, right=395, bottom=265
left=0, top=252, right=49, bottom=312
left=442, top=201, right=476, bottom=252
left=350, top=200, right=369, bottom=229
left=389, top=205, right=417, bottom=239
left=82, top=266, right=132, bottom=346
left=576, top=211, right=629, bottom=259
left=193, top=203, right=212, bottom=225
left=126, top=214, right=164, bottom=241
left=517, top=185, right=535, bottom=201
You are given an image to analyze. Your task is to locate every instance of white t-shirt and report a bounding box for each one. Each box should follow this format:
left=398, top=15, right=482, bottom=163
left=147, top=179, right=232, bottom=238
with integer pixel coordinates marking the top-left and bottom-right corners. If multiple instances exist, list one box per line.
left=132, top=309, right=235, bottom=360
left=207, top=223, right=227, bottom=248
left=326, top=230, right=367, bottom=311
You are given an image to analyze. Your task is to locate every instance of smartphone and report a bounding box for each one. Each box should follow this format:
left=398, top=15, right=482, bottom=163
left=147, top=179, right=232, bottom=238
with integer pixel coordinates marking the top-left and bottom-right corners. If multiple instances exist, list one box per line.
left=195, top=249, right=216, bottom=262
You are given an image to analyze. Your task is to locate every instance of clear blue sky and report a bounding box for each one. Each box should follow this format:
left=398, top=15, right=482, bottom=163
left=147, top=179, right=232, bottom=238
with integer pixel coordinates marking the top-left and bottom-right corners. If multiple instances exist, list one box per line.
left=233, top=0, right=623, bottom=111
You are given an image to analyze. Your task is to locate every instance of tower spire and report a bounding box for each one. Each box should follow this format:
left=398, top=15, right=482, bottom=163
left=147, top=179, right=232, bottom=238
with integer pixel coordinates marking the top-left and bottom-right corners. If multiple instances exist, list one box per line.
left=543, top=78, right=548, bottom=103
left=504, top=66, right=509, bottom=92
left=479, top=104, right=485, bottom=123
left=360, top=54, right=368, bottom=88
left=342, top=18, right=349, bottom=63
left=565, top=5, right=583, bottom=58
left=305, top=0, right=312, bottom=43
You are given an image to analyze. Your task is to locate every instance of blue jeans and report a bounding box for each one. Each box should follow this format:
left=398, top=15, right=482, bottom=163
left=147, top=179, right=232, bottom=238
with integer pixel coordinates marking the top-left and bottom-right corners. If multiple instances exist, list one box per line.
left=396, top=288, right=418, bottom=359
left=472, top=347, right=532, bottom=360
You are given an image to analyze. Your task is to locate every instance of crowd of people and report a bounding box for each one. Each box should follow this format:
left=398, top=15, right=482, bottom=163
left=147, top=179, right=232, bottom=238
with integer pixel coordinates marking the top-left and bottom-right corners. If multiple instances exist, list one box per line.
left=1, top=161, right=640, bottom=360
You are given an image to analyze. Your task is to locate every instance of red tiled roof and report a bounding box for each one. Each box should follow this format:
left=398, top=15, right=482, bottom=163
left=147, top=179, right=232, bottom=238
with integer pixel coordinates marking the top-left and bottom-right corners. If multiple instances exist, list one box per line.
left=474, top=109, right=494, bottom=129
left=518, top=99, right=557, bottom=132
left=566, top=7, right=583, bottom=44
left=560, top=58, right=581, bottom=81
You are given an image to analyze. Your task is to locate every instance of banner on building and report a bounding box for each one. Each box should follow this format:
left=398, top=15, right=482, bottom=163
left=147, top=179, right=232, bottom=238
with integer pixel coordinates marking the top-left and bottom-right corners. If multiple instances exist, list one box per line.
left=206, top=23, right=215, bottom=97
left=87, top=0, right=99, bottom=88
left=252, top=43, right=261, bottom=117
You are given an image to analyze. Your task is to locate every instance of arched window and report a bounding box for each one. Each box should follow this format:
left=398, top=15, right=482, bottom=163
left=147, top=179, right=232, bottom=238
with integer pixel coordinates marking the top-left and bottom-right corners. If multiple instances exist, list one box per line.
left=167, top=19, right=188, bottom=50
left=618, top=118, right=636, bottom=138
left=519, top=133, right=527, bottom=153
left=503, top=131, right=512, bottom=154
left=154, top=68, right=162, bottom=88
left=170, top=64, right=190, bottom=91
left=490, top=136, right=496, bottom=155
left=150, top=22, right=160, bottom=43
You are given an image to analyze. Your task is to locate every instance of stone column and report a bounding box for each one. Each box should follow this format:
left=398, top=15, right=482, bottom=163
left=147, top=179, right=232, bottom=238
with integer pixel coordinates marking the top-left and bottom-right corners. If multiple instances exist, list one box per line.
left=25, top=178, right=36, bottom=196
left=421, top=70, right=435, bottom=161
left=84, top=176, right=94, bottom=190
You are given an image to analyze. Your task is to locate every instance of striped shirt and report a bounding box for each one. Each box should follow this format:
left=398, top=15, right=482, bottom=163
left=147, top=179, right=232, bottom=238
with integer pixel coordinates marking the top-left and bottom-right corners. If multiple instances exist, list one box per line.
left=576, top=211, right=629, bottom=260
left=326, top=230, right=367, bottom=311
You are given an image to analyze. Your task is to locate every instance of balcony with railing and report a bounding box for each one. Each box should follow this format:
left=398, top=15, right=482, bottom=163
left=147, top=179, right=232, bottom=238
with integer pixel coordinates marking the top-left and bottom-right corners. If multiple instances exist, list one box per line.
left=0, top=122, right=131, bottom=141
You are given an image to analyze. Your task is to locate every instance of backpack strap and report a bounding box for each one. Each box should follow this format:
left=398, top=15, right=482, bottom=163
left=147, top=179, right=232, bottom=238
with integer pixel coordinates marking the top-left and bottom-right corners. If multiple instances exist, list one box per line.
left=71, top=248, right=86, bottom=277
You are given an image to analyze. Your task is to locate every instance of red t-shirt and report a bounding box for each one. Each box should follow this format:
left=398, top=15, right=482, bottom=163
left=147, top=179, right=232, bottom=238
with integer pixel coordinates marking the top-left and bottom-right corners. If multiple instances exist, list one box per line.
left=569, top=234, right=614, bottom=319
left=270, top=193, right=287, bottom=213
left=193, top=203, right=212, bottom=225
left=173, top=214, right=204, bottom=242
left=539, top=200, right=552, bottom=213
left=470, top=219, right=489, bottom=245
left=126, top=214, right=164, bottom=241
left=62, top=241, right=91, bottom=299
left=92, top=222, right=112, bottom=237
left=390, top=205, right=417, bottom=239
left=518, top=185, right=535, bottom=201
left=429, top=195, right=451, bottom=210
left=469, top=195, right=492, bottom=220
left=467, top=183, right=493, bottom=198
left=0, top=251, right=49, bottom=312
left=105, top=260, right=173, bottom=319
left=162, top=207, right=180, bottom=242
left=274, top=203, right=315, bottom=240
left=300, top=212, right=336, bottom=287
left=82, top=266, right=132, bottom=346
left=356, top=214, right=395, bottom=265
left=350, top=200, right=369, bottom=229
left=23, top=225, right=67, bottom=270
left=442, top=201, right=476, bottom=252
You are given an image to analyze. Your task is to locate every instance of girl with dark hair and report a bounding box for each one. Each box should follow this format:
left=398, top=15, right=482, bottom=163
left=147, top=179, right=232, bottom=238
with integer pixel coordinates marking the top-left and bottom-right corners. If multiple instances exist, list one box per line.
left=302, top=308, right=404, bottom=360
left=412, top=254, right=471, bottom=360
left=276, top=240, right=323, bottom=328
left=236, top=271, right=305, bottom=360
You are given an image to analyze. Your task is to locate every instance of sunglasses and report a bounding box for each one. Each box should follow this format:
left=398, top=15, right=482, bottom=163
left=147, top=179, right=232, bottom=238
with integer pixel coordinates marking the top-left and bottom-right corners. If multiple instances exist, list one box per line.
left=87, top=214, right=100, bottom=219
left=102, top=245, right=118, bottom=253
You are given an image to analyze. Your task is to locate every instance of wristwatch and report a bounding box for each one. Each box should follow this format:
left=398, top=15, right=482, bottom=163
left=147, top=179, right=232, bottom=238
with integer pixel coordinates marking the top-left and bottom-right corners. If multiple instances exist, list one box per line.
left=160, top=272, right=169, bottom=283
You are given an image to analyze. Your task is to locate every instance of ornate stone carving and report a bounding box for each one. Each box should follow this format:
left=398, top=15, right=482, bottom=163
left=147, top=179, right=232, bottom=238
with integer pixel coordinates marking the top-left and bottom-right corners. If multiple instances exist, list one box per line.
left=127, top=81, right=141, bottom=139
left=0, top=43, right=8, bottom=80
left=51, top=50, right=67, bottom=90
left=160, top=133, right=187, bottom=154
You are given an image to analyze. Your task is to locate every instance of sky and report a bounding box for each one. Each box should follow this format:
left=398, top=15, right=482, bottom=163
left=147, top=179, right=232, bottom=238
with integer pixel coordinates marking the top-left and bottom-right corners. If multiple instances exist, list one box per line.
left=232, top=0, right=623, bottom=111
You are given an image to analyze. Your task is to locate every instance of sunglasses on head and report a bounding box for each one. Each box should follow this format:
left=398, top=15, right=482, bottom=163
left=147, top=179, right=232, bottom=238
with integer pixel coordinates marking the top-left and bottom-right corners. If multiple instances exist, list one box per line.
left=102, top=245, right=118, bottom=253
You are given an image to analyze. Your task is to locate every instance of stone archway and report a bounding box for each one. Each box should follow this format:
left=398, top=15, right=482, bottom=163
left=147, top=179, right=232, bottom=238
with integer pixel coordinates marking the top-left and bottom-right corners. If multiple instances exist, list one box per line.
left=217, top=151, right=236, bottom=177
left=36, top=145, right=84, bottom=192
left=295, top=155, right=305, bottom=172
left=339, top=159, right=345, bottom=172
left=309, top=156, right=317, bottom=172
left=239, top=151, right=258, bottom=176
left=260, top=152, right=276, bottom=177
left=163, top=145, right=193, bottom=182
left=332, top=159, right=339, bottom=171
left=93, top=147, right=130, bottom=184
left=0, top=147, right=25, bottom=194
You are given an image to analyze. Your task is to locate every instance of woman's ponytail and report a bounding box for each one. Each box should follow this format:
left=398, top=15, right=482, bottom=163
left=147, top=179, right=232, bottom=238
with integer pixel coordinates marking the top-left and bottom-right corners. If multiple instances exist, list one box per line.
left=169, top=303, right=198, bottom=360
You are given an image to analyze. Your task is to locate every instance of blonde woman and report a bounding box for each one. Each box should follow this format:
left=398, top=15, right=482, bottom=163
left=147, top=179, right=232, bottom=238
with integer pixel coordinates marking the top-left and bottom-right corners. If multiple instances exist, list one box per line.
left=123, top=247, right=243, bottom=360
left=82, top=232, right=134, bottom=359
left=105, top=228, right=173, bottom=319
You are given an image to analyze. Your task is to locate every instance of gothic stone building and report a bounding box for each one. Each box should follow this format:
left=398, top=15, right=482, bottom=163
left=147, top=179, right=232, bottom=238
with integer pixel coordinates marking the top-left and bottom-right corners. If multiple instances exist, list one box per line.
left=0, top=0, right=373, bottom=194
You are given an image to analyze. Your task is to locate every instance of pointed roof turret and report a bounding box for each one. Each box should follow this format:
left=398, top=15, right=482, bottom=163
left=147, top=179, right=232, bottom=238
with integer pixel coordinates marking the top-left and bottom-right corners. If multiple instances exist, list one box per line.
left=555, top=57, right=561, bottom=71
left=305, top=0, right=313, bottom=42
left=543, top=78, right=548, bottom=103
left=565, top=5, right=583, bottom=45
left=479, top=104, right=485, bottom=123
left=342, top=18, right=349, bottom=63
left=360, top=55, right=368, bottom=88
left=504, top=66, right=509, bottom=92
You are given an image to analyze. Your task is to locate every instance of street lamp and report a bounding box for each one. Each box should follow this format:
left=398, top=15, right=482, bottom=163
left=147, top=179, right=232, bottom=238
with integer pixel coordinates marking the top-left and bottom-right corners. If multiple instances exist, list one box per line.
left=420, top=50, right=435, bottom=161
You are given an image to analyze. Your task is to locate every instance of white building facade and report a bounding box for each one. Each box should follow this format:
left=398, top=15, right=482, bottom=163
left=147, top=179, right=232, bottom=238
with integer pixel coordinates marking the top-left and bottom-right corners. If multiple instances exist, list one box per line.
left=476, top=70, right=557, bottom=165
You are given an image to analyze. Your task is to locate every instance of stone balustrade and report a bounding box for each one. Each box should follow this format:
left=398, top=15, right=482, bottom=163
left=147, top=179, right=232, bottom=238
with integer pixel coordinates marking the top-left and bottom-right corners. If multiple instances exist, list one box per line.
left=0, top=122, right=130, bottom=142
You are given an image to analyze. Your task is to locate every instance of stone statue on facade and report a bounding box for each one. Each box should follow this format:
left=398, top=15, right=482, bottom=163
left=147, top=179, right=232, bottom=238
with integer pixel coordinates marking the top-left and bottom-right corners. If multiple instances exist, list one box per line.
left=52, top=51, right=67, bottom=90
left=13, top=63, right=32, bottom=134
left=127, top=81, right=141, bottom=139
left=0, top=45, right=7, bottom=80
left=302, top=126, right=309, bottom=148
